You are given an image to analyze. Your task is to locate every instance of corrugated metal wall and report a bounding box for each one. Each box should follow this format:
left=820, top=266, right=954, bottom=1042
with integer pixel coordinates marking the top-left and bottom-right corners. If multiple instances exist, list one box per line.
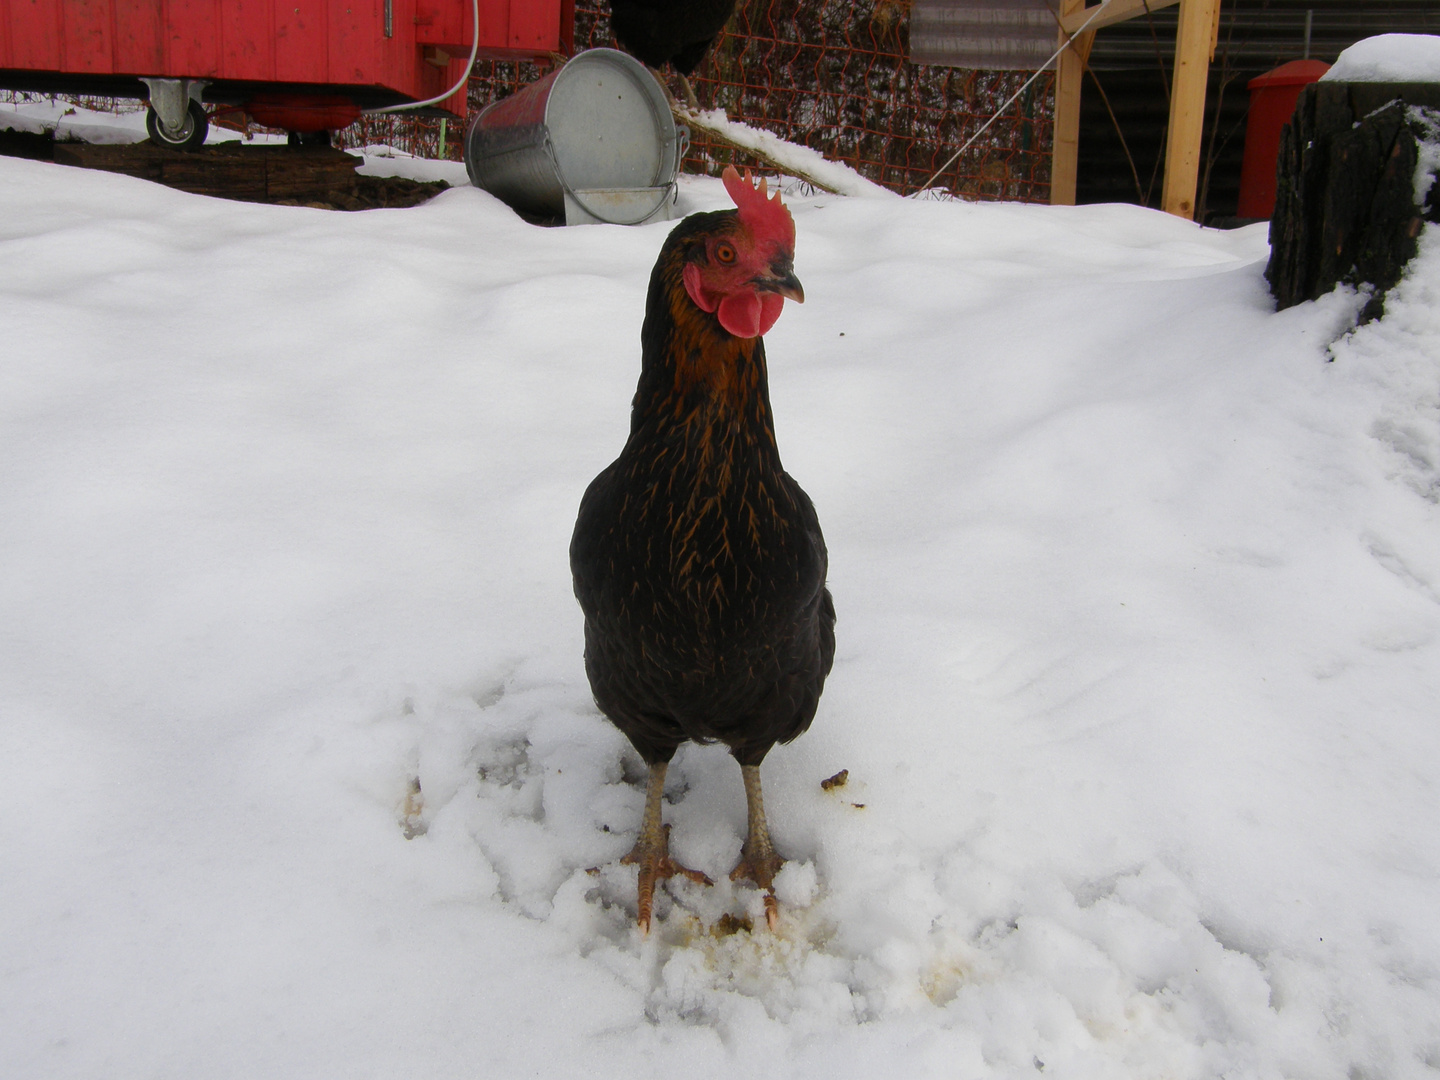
left=910, top=0, right=1058, bottom=70
left=1077, top=0, right=1440, bottom=221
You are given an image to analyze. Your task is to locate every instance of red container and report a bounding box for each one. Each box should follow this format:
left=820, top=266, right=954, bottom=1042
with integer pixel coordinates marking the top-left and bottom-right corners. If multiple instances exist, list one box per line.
left=1237, top=59, right=1330, bottom=219
left=0, top=0, right=565, bottom=131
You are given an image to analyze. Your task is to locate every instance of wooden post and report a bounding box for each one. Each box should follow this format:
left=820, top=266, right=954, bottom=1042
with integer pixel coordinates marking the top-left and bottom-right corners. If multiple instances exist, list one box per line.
left=1050, top=0, right=1090, bottom=206
left=1160, top=0, right=1221, bottom=219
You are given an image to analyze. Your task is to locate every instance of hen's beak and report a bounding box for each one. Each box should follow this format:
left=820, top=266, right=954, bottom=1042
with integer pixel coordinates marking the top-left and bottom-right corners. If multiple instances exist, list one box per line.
left=759, top=261, right=805, bottom=303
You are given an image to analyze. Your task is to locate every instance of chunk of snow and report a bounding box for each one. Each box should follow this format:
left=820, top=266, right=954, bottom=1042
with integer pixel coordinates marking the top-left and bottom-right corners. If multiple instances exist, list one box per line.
left=1409, top=106, right=1440, bottom=208
left=1321, top=33, right=1440, bottom=83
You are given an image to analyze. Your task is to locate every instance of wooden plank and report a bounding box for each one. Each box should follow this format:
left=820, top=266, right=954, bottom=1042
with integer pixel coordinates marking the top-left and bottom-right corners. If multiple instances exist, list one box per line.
left=477, top=0, right=508, bottom=49
left=1059, top=0, right=1178, bottom=37
left=112, top=0, right=164, bottom=73
left=62, top=0, right=115, bottom=74
left=558, top=0, right=574, bottom=55
left=414, top=0, right=466, bottom=48
left=440, top=53, right=469, bottom=116
left=165, top=0, right=223, bottom=76
left=1049, top=0, right=1090, bottom=206
left=8, top=0, right=62, bottom=70
left=1159, top=0, right=1219, bottom=218
left=329, top=0, right=374, bottom=82
left=220, top=0, right=275, bottom=81
left=381, top=0, right=417, bottom=88
left=275, top=0, right=329, bottom=82
left=508, top=0, right=558, bottom=53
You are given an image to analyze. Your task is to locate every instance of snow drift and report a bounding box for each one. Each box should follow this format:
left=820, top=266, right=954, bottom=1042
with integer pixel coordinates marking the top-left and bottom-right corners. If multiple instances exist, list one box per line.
left=1, top=144, right=1439, bottom=1080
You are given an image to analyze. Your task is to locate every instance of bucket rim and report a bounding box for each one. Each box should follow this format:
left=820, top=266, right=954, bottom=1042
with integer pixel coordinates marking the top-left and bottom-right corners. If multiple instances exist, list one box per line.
left=564, top=184, right=676, bottom=226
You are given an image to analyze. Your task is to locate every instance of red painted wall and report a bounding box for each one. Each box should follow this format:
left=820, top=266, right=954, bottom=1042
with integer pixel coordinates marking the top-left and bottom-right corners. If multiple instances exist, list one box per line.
left=0, top=0, right=560, bottom=115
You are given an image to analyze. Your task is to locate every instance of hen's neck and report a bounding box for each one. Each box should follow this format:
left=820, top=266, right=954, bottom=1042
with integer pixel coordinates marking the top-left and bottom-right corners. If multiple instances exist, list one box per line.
left=628, top=278, right=783, bottom=476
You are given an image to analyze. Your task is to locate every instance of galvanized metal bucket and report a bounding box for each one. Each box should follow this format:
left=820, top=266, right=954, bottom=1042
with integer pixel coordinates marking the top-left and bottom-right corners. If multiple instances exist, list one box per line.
left=464, top=48, right=687, bottom=226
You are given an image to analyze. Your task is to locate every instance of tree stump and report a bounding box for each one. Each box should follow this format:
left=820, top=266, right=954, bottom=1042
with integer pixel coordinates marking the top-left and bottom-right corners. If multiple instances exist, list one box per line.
left=1266, top=81, right=1440, bottom=320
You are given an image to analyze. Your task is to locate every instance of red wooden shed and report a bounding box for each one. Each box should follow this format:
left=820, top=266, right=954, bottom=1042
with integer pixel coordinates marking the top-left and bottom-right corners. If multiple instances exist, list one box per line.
left=0, top=0, right=565, bottom=145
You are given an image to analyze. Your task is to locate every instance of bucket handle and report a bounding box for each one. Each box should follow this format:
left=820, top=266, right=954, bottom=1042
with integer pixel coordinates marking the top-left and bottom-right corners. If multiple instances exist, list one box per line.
left=543, top=131, right=687, bottom=227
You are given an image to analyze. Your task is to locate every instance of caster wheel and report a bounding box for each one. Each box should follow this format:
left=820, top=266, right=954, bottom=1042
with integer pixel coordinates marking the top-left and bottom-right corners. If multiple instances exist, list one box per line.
left=146, top=99, right=209, bottom=151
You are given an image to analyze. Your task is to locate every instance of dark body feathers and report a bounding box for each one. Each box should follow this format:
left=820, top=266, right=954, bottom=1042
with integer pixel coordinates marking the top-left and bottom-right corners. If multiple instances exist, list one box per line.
left=608, top=0, right=737, bottom=75
left=570, top=210, right=834, bottom=768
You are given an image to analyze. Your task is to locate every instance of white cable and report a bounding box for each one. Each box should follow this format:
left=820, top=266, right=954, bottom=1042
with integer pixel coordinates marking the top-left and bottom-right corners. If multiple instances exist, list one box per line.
left=364, top=0, right=481, bottom=114
left=913, top=0, right=1115, bottom=197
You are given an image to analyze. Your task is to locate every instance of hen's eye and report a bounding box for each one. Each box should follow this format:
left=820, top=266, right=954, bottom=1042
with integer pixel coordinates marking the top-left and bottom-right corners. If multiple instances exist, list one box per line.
left=715, top=242, right=737, bottom=264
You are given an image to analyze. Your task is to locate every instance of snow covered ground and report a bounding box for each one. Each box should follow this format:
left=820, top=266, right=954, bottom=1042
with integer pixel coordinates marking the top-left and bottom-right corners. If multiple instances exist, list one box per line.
left=0, top=94, right=294, bottom=146
left=3, top=122, right=1440, bottom=1079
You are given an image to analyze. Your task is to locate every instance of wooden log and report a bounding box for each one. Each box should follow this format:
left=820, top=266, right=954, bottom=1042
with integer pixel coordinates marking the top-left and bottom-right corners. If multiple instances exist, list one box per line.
left=160, top=154, right=269, bottom=201
left=52, top=142, right=164, bottom=183
left=1267, top=81, right=1440, bottom=318
left=47, top=142, right=361, bottom=204
left=670, top=103, right=847, bottom=195
left=18, top=136, right=446, bottom=210
left=262, top=149, right=364, bottom=200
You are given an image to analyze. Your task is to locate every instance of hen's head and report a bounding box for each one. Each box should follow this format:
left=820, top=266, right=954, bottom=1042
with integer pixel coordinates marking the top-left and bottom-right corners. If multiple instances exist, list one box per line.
left=680, top=167, right=804, bottom=339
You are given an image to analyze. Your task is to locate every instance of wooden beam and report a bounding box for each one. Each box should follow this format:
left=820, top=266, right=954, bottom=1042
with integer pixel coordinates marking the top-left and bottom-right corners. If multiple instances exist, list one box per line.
left=1059, top=0, right=1179, bottom=37
left=1050, top=0, right=1092, bottom=206
left=1160, top=0, right=1221, bottom=218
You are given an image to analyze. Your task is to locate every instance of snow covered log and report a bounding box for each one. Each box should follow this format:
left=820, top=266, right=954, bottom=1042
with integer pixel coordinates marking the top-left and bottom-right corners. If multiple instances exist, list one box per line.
left=1266, top=81, right=1440, bottom=319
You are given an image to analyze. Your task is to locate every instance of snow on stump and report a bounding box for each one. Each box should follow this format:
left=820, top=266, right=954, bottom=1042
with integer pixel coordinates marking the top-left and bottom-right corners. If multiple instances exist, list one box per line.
left=1266, top=80, right=1440, bottom=319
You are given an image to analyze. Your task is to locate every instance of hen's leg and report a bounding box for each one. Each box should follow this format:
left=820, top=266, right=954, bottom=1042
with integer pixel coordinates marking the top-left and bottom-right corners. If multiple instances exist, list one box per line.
left=622, top=761, right=712, bottom=933
left=645, top=64, right=679, bottom=108
left=677, top=73, right=701, bottom=111
left=729, top=763, right=784, bottom=929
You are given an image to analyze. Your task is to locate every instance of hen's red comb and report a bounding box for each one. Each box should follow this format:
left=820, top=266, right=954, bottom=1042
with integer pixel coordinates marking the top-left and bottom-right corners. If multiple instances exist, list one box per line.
left=722, top=165, right=795, bottom=249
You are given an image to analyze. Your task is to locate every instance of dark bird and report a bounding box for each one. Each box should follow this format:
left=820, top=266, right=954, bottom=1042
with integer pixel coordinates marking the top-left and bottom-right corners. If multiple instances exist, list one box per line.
left=570, top=168, right=834, bottom=932
left=607, top=0, right=737, bottom=106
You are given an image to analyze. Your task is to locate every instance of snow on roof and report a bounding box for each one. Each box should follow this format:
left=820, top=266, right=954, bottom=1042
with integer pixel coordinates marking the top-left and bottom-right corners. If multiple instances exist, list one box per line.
left=1320, top=33, right=1440, bottom=83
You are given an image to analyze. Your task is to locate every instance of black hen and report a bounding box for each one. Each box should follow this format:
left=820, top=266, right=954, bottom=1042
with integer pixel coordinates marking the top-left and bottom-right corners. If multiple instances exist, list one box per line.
left=570, top=168, right=834, bottom=931
left=608, top=0, right=736, bottom=76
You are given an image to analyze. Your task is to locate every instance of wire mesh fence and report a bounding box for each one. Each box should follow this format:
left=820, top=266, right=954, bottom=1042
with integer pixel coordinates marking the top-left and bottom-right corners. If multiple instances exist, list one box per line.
left=336, top=110, right=464, bottom=162
left=577, top=0, right=1053, bottom=200
left=337, top=0, right=1055, bottom=202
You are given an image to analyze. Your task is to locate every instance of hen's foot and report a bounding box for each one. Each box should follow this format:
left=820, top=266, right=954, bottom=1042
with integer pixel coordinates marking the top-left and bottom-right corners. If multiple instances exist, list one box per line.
left=729, top=848, right=783, bottom=930
left=623, top=823, right=712, bottom=933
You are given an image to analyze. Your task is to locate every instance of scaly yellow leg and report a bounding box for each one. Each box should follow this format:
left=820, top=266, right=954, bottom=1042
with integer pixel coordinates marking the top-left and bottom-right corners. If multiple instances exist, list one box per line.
left=729, top=763, right=784, bottom=929
left=622, top=762, right=712, bottom=932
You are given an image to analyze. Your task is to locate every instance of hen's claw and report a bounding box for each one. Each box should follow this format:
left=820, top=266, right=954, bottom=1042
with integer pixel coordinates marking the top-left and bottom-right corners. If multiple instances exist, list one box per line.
left=623, top=823, right=712, bottom=933
left=729, top=849, right=783, bottom=929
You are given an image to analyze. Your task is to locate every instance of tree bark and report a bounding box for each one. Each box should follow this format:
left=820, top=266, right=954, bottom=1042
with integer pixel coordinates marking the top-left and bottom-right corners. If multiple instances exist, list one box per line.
left=1266, top=81, right=1440, bottom=320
